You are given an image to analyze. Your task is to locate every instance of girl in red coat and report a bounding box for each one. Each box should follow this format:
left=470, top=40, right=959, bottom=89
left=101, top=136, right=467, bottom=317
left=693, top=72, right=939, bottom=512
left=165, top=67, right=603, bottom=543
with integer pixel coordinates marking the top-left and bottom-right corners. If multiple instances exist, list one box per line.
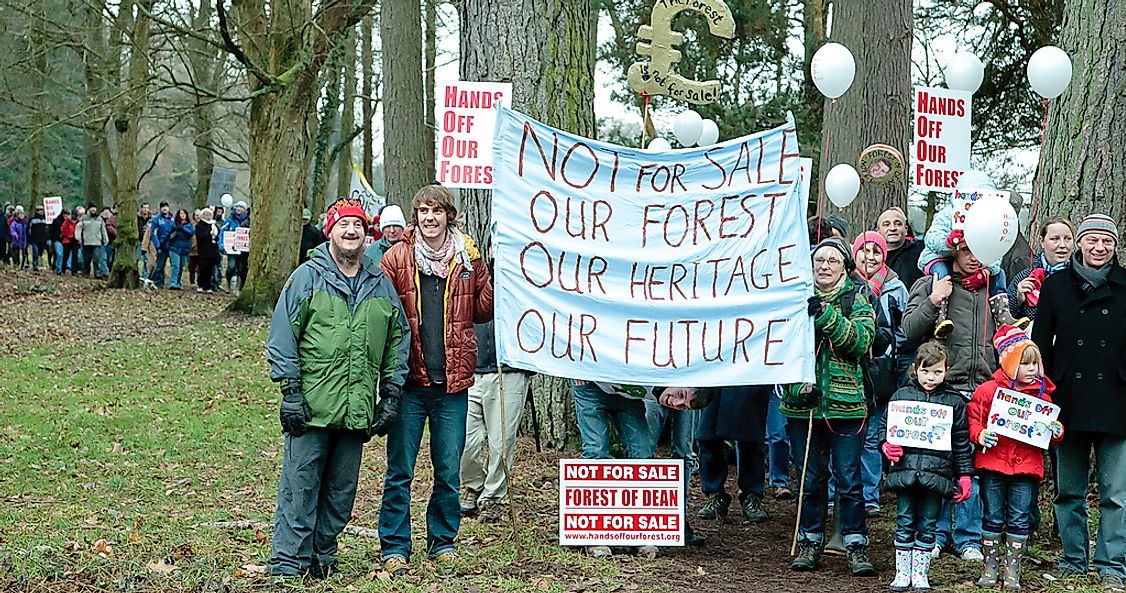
left=968, top=325, right=1064, bottom=590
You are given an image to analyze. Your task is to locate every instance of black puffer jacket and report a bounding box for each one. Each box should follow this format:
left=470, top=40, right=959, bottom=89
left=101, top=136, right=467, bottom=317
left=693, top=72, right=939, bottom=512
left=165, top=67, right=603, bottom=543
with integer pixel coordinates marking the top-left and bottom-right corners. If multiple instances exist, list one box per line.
left=878, top=380, right=973, bottom=497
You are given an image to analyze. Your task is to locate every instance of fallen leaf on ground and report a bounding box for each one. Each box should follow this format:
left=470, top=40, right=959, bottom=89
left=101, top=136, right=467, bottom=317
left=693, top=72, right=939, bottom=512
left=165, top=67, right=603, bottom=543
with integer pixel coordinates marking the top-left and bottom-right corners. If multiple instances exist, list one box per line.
left=90, top=539, right=112, bottom=557
left=146, top=558, right=178, bottom=576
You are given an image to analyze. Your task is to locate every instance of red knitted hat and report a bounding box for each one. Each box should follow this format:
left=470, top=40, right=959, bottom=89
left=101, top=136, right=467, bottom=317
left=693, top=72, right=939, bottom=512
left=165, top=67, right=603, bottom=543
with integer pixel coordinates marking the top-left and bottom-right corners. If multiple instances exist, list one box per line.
left=993, top=324, right=1037, bottom=380
left=324, top=198, right=369, bottom=238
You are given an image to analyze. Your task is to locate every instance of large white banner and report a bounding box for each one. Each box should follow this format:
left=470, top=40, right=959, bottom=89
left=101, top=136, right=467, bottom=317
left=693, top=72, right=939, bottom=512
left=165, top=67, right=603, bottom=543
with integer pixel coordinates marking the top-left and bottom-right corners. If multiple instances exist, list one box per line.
left=491, top=108, right=815, bottom=387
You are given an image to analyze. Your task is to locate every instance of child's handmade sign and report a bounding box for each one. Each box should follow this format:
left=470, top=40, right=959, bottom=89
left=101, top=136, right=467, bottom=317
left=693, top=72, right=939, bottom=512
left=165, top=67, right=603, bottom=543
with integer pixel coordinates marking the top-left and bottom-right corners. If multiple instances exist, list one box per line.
left=987, top=387, right=1059, bottom=449
left=886, top=401, right=954, bottom=451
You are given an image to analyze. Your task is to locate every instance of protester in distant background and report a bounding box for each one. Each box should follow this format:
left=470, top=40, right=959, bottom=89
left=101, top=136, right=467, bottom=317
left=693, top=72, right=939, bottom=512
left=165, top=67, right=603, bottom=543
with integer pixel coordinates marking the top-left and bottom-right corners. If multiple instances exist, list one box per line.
left=8, top=207, right=28, bottom=268
left=365, top=204, right=406, bottom=266
left=220, top=201, right=250, bottom=292
left=211, top=205, right=226, bottom=290
left=0, top=203, right=13, bottom=265
left=167, top=209, right=195, bottom=290
left=148, top=202, right=174, bottom=288
left=188, top=209, right=201, bottom=286
left=195, top=208, right=220, bottom=293
left=29, top=206, right=48, bottom=271
left=58, top=210, right=77, bottom=275
left=101, top=208, right=117, bottom=273
left=299, top=208, right=325, bottom=264
left=136, top=203, right=152, bottom=278
left=76, top=204, right=109, bottom=279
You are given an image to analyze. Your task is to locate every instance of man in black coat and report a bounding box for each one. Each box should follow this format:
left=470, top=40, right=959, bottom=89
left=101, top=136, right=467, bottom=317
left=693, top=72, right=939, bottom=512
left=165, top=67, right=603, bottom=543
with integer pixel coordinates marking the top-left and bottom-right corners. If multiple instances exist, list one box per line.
left=1032, top=214, right=1126, bottom=590
left=878, top=207, right=925, bottom=290
left=299, top=208, right=327, bottom=264
left=693, top=385, right=771, bottom=524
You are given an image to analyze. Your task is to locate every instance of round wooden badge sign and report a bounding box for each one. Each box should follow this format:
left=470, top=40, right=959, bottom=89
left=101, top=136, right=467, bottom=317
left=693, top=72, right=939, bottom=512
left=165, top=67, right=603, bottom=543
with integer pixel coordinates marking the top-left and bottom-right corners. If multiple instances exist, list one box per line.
left=858, top=144, right=905, bottom=187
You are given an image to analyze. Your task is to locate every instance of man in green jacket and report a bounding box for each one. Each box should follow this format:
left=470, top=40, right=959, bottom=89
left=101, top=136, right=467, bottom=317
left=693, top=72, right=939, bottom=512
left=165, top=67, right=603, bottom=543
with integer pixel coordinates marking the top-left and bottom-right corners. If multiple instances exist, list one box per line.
left=265, top=197, right=411, bottom=579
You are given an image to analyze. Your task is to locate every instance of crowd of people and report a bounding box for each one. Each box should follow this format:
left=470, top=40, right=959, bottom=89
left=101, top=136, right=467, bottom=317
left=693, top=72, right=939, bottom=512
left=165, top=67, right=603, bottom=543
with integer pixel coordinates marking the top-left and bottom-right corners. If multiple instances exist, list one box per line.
left=0, top=202, right=118, bottom=276
left=244, top=176, right=1124, bottom=590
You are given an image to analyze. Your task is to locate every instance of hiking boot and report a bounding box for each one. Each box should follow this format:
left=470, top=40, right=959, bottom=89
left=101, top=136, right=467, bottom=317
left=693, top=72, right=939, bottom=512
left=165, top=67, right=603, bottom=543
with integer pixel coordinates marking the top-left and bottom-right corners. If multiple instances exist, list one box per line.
left=846, top=543, right=876, bottom=577
left=865, top=504, right=881, bottom=518
left=433, top=551, right=461, bottom=576
left=961, top=547, right=985, bottom=562
left=308, top=559, right=337, bottom=580
left=685, top=523, right=707, bottom=547
left=791, top=541, right=821, bottom=571
left=480, top=500, right=505, bottom=524
left=1102, top=574, right=1125, bottom=592
left=586, top=546, right=612, bottom=558
left=460, top=488, right=481, bottom=517
left=771, top=486, right=794, bottom=500
left=382, top=556, right=409, bottom=577
left=696, top=492, right=730, bottom=520
left=740, top=494, right=768, bottom=523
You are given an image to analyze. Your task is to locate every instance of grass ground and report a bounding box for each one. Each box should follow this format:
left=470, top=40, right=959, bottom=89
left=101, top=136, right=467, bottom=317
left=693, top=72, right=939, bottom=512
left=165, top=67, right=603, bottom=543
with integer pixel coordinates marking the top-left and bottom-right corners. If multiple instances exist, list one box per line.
left=0, top=269, right=1112, bottom=592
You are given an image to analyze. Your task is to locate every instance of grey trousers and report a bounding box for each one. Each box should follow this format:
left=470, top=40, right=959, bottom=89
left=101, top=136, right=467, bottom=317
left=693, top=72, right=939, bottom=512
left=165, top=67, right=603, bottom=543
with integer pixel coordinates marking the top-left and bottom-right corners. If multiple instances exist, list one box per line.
left=267, top=428, right=366, bottom=575
left=1053, top=430, right=1126, bottom=578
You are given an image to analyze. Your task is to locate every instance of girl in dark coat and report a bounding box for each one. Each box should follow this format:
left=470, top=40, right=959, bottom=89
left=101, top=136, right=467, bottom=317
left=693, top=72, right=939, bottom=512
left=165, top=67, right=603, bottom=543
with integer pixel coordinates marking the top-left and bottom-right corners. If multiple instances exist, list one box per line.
left=879, top=342, right=974, bottom=591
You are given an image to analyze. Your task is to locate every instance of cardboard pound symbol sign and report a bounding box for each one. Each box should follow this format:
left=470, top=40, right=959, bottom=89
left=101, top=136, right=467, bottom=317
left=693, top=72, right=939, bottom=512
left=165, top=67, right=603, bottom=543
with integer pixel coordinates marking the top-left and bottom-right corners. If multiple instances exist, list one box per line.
left=627, top=0, right=735, bottom=105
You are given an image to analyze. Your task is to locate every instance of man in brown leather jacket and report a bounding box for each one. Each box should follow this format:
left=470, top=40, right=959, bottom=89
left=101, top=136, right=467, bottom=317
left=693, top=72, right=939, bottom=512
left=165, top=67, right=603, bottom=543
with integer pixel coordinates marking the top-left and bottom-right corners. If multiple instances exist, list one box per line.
left=377, top=183, right=493, bottom=576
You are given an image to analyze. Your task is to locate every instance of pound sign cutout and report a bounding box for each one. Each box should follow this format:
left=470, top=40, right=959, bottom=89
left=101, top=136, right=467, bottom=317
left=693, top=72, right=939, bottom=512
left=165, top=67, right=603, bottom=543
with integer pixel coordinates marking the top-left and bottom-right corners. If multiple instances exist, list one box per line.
left=627, top=0, right=735, bottom=105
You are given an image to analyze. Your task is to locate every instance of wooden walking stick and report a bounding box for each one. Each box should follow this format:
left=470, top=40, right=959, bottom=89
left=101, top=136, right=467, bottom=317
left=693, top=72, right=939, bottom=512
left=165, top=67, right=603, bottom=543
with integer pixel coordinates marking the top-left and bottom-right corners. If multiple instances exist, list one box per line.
left=791, top=408, right=816, bottom=556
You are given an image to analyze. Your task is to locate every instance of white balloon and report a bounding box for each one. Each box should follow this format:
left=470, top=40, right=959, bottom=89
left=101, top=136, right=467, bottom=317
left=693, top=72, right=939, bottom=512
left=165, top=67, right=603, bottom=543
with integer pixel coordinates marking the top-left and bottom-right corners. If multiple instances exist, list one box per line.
left=946, top=52, right=985, bottom=94
left=220, top=193, right=234, bottom=208
left=1027, top=46, right=1072, bottom=99
left=672, top=110, right=703, bottom=146
left=647, top=137, right=672, bottom=152
left=825, top=164, right=861, bottom=207
left=697, top=119, right=719, bottom=146
left=964, top=197, right=1018, bottom=266
left=811, top=43, right=856, bottom=99
left=956, top=169, right=996, bottom=191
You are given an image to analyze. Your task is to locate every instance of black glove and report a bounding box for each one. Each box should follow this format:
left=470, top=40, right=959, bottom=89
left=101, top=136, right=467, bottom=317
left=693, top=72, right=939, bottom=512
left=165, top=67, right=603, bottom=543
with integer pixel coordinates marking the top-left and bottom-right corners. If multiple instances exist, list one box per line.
left=370, top=392, right=401, bottom=437
left=279, top=380, right=311, bottom=436
left=807, top=295, right=823, bottom=317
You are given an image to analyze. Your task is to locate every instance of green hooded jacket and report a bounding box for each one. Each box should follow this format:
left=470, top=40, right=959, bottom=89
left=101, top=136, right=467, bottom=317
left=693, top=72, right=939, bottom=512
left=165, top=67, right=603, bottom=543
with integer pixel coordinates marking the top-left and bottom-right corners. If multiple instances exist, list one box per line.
left=267, top=243, right=411, bottom=430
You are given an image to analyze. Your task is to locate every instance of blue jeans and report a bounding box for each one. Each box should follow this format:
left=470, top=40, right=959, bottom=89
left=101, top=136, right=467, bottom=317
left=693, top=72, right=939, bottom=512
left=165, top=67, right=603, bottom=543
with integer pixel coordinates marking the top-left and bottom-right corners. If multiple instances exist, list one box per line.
left=54, top=241, right=64, bottom=273
left=169, top=252, right=188, bottom=288
left=136, top=244, right=149, bottom=277
left=859, top=406, right=884, bottom=508
left=379, top=383, right=468, bottom=560
left=31, top=243, right=45, bottom=269
left=1054, top=431, right=1126, bottom=578
left=643, top=400, right=695, bottom=461
left=895, top=487, right=943, bottom=547
left=767, top=388, right=791, bottom=488
left=787, top=417, right=868, bottom=545
left=979, top=471, right=1035, bottom=537
left=101, top=245, right=113, bottom=274
left=149, top=250, right=169, bottom=288
left=934, top=475, right=983, bottom=553
left=571, top=382, right=654, bottom=460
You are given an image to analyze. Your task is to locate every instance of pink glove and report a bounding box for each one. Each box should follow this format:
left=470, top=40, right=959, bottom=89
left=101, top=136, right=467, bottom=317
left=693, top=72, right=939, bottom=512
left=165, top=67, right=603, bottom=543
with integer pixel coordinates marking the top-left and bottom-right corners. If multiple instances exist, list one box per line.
left=881, top=442, right=903, bottom=463
left=953, top=476, right=973, bottom=503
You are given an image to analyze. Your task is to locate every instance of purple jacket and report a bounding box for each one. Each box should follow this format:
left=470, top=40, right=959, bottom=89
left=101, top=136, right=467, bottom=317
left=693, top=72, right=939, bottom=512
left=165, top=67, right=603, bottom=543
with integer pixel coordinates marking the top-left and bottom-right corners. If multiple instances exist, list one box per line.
left=9, top=217, right=27, bottom=249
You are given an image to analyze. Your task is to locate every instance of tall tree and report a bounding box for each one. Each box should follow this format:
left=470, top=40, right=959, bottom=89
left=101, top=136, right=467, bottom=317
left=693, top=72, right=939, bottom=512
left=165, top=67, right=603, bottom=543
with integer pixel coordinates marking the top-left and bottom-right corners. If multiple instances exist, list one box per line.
left=460, top=0, right=596, bottom=448
left=818, top=0, right=912, bottom=233
left=361, top=14, right=375, bottom=180
left=105, top=0, right=157, bottom=289
left=224, top=0, right=374, bottom=314
left=188, top=0, right=219, bottom=210
left=1038, top=1, right=1125, bottom=235
left=423, top=0, right=436, bottom=178
left=81, top=0, right=106, bottom=208
left=335, top=29, right=357, bottom=202
left=381, top=0, right=431, bottom=208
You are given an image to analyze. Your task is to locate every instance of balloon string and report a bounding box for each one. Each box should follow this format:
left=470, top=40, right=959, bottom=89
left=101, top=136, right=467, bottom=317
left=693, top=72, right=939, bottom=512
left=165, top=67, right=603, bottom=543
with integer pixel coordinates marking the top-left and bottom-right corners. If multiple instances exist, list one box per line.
left=640, top=92, right=652, bottom=148
left=1029, top=98, right=1049, bottom=265
left=816, top=98, right=836, bottom=244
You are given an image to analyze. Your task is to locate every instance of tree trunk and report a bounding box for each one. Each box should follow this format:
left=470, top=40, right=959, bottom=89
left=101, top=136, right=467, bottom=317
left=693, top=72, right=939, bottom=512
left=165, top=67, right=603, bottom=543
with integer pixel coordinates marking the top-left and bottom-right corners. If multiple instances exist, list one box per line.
left=819, top=1, right=911, bottom=234
left=460, top=0, right=596, bottom=449
left=423, top=0, right=436, bottom=180
left=311, top=51, right=343, bottom=216
left=361, top=15, right=375, bottom=180
left=1038, top=0, right=1125, bottom=241
left=82, top=1, right=106, bottom=209
left=381, top=0, right=432, bottom=210
left=189, top=0, right=217, bottom=211
left=336, top=29, right=357, bottom=202
left=800, top=0, right=825, bottom=204
left=106, top=0, right=155, bottom=289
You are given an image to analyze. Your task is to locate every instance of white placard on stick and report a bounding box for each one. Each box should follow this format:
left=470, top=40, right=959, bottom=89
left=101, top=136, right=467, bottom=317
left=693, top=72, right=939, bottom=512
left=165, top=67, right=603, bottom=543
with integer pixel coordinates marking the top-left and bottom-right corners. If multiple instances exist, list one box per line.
left=233, top=227, right=250, bottom=252
left=44, top=196, right=63, bottom=221
left=435, top=81, right=512, bottom=188
left=558, top=459, right=684, bottom=547
left=222, top=231, right=239, bottom=255
left=886, top=401, right=954, bottom=451
left=986, top=387, right=1059, bottom=449
left=952, top=189, right=1009, bottom=231
left=912, top=86, right=971, bottom=192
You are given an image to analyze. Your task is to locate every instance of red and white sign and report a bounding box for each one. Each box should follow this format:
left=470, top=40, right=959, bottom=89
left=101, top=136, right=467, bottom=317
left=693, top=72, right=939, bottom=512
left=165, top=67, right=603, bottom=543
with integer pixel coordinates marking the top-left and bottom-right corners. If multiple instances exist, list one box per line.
left=912, top=86, right=971, bottom=192
left=558, top=459, right=684, bottom=547
left=43, top=196, right=63, bottom=221
left=436, top=81, right=512, bottom=189
left=233, top=227, right=250, bottom=252
left=952, top=189, right=1009, bottom=231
